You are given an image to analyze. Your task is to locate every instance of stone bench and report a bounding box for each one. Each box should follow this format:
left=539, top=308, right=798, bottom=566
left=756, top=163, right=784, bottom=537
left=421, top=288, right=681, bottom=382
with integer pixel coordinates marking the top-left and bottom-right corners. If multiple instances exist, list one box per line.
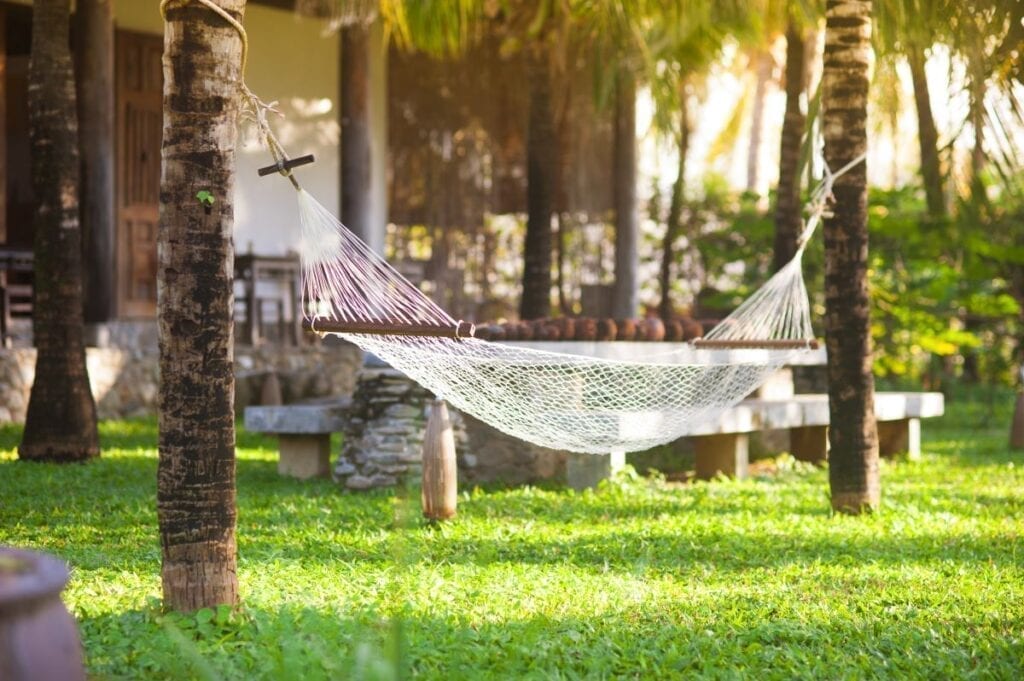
left=243, top=399, right=350, bottom=479
left=591, top=391, right=941, bottom=483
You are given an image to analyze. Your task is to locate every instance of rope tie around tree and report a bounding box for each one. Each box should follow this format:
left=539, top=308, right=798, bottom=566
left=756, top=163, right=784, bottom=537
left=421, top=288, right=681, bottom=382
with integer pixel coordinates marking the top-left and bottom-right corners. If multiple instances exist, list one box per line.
left=163, top=0, right=864, bottom=455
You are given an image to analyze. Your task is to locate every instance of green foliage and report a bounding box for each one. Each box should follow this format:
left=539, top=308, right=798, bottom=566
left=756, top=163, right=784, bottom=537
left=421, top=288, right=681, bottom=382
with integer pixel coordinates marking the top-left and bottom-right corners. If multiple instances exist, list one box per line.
left=868, top=184, right=1023, bottom=384
left=196, top=190, right=215, bottom=207
left=1, top=413, right=1023, bottom=679
left=649, top=173, right=1023, bottom=385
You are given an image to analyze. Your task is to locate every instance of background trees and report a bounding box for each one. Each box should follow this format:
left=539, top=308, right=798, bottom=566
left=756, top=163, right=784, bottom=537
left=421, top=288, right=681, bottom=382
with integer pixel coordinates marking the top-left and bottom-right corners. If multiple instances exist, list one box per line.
left=19, top=0, right=99, bottom=463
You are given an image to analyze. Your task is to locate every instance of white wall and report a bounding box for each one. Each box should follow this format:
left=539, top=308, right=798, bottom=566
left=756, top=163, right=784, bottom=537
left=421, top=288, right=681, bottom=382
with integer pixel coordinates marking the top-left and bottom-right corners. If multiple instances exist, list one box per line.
left=113, top=0, right=341, bottom=257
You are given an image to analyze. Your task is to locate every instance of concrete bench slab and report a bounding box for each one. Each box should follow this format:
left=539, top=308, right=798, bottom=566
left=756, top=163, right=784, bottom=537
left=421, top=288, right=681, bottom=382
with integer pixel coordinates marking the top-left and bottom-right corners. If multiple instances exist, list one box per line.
left=244, top=399, right=350, bottom=479
left=691, top=392, right=944, bottom=479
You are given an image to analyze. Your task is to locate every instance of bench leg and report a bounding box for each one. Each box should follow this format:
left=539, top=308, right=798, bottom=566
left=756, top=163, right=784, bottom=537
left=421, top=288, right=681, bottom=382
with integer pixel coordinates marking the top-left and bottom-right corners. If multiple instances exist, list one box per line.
left=278, top=434, right=332, bottom=479
left=877, top=418, right=921, bottom=460
left=790, top=425, right=828, bottom=464
left=566, top=450, right=625, bottom=490
left=694, top=434, right=749, bottom=480
left=1011, top=392, right=1024, bottom=450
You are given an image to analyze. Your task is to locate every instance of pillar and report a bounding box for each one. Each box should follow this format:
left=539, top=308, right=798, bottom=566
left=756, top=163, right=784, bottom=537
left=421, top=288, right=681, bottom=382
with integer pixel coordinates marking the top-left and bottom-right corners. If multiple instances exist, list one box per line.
left=340, top=19, right=387, bottom=255
left=74, top=0, right=116, bottom=328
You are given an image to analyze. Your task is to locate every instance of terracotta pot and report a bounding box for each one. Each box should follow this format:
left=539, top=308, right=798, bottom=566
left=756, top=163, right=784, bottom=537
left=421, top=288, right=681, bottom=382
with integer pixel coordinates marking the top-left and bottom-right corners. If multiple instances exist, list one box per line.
left=0, top=547, right=86, bottom=681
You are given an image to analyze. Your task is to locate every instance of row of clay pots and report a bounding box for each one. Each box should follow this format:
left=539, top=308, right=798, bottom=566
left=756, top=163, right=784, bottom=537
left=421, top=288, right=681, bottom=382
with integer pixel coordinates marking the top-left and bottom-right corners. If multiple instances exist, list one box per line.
left=474, top=316, right=704, bottom=343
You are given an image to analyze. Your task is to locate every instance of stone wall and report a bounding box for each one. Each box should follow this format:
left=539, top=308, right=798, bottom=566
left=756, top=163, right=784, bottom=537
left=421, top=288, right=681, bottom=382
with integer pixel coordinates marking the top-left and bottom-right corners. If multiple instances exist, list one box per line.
left=334, top=359, right=566, bottom=489
left=0, top=339, right=363, bottom=424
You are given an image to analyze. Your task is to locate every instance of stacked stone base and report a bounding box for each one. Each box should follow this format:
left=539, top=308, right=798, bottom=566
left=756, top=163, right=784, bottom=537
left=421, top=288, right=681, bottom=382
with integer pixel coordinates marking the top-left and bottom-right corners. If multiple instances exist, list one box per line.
left=334, top=363, right=469, bottom=490
left=334, top=360, right=567, bottom=490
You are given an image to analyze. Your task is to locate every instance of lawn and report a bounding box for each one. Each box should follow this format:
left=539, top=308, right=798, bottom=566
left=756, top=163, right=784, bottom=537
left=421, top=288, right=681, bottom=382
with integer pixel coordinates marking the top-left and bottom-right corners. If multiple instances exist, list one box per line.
left=1, top=394, right=1022, bottom=679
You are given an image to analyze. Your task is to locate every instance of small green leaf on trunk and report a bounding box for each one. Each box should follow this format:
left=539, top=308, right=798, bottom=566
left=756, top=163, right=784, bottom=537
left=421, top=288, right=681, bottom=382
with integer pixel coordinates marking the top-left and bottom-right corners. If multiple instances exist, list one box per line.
left=196, top=190, right=216, bottom=206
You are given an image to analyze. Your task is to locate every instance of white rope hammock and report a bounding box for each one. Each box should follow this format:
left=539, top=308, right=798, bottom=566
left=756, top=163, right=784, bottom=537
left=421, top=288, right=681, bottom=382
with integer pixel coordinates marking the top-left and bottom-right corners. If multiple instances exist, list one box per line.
left=159, top=1, right=856, bottom=456
left=158, top=0, right=860, bottom=455
left=292, top=159, right=862, bottom=454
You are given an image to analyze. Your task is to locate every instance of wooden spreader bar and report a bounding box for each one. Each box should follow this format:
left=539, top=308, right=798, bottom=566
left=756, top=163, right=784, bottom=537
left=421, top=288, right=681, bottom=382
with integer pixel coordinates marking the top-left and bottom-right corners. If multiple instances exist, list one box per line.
left=691, top=338, right=820, bottom=350
left=257, top=154, right=316, bottom=177
left=304, top=318, right=816, bottom=349
left=306, top=319, right=477, bottom=339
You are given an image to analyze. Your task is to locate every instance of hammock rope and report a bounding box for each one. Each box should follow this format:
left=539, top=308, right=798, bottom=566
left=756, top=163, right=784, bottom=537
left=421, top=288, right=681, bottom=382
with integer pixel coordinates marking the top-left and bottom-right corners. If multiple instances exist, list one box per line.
left=291, top=160, right=861, bottom=454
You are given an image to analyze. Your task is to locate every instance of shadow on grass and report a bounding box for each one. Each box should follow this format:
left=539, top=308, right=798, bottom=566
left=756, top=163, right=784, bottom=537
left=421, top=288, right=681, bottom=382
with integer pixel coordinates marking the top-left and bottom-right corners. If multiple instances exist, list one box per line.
left=76, top=601, right=1023, bottom=680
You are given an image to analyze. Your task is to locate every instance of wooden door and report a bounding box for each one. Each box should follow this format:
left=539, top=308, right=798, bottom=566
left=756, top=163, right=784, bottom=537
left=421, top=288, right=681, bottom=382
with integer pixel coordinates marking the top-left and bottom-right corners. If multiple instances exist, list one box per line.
left=115, top=30, right=161, bottom=317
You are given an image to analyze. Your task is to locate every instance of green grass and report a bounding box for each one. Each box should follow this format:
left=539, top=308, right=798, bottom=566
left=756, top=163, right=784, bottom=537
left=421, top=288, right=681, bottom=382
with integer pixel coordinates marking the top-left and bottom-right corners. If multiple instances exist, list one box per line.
left=1, top=396, right=1023, bottom=680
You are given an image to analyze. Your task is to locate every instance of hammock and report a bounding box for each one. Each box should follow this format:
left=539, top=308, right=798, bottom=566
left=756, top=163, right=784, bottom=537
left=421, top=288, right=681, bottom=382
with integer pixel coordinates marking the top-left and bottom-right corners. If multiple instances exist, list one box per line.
left=282, top=157, right=862, bottom=455
left=164, top=0, right=849, bottom=455
left=158, top=0, right=847, bottom=455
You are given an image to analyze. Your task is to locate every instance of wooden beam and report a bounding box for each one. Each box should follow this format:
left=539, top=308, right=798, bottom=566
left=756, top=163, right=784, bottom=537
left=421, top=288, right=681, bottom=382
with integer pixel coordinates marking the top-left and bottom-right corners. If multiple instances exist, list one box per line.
left=691, top=338, right=821, bottom=350
left=306, top=318, right=476, bottom=339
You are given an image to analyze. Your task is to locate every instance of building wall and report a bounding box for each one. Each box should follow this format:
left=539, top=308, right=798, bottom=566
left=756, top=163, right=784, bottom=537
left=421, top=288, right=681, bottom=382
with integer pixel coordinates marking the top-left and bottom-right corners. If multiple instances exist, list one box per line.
left=112, top=1, right=342, bottom=257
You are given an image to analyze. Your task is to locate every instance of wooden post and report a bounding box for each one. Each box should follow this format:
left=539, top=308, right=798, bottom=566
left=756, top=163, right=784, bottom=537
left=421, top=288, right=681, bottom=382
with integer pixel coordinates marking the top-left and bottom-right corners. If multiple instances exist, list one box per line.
left=422, top=399, right=457, bottom=521
left=74, top=0, right=116, bottom=326
left=790, top=425, right=829, bottom=463
left=694, top=433, right=749, bottom=480
left=1011, top=391, right=1024, bottom=450
left=341, top=24, right=374, bottom=248
left=0, top=7, right=6, bottom=245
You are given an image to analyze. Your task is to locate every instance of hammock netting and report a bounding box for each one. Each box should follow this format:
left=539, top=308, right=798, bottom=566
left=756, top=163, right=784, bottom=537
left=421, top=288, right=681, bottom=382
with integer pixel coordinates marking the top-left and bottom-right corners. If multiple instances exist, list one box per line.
left=295, top=173, right=837, bottom=454
left=166, top=0, right=842, bottom=456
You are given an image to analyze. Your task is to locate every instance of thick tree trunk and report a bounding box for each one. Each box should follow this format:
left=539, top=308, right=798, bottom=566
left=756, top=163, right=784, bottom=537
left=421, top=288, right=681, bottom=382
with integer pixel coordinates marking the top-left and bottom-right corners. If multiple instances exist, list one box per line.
left=612, top=69, right=638, bottom=319
left=158, top=0, right=243, bottom=611
left=773, top=19, right=807, bottom=273
left=19, top=0, right=100, bottom=463
left=659, top=86, right=689, bottom=320
left=341, top=25, right=373, bottom=247
left=75, top=0, right=116, bottom=325
left=823, top=0, right=879, bottom=514
left=907, top=45, right=945, bottom=218
left=520, top=51, right=554, bottom=320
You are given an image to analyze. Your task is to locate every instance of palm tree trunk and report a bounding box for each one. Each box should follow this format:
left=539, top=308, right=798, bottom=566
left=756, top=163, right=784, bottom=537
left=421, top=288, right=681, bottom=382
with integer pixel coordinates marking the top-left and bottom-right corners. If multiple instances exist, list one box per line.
left=19, top=0, right=100, bottom=463
left=158, top=0, right=243, bottom=611
left=659, top=85, right=689, bottom=320
left=823, top=0, right=879, bottom=514
left=907, top=44, right=945, bottom=218
left=969, top=60, right=986, bottom=183
left=773, top=19, right=807, bottom=273
left=612, top=69, right=638, bottom=319
left=520, top=51, right=554, bottom=320
left=746, top=50, right=772, bottom=195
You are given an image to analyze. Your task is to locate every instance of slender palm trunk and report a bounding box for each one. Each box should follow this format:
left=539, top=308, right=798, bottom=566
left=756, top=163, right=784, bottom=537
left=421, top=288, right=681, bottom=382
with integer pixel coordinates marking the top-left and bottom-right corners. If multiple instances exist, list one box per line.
left=746, top=50, right=772, bottom=195
left=659, top=86, right=689, bottom=320
left=907, top=44, right=944, bottom=218
left=823, top=0, right=879, bottom=514
left=554, top=69, right=573, bottom=316
left=773, top=19, right=807, bottom=273
left=520, top=51, right=554, bottom=320
left=158, top=0, right=243, bottom=611
left=612, top=69, right=638, bottom=319
left=969, top=61, right=986, bottom=183
left=19, top=0, right=100, bottom=463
